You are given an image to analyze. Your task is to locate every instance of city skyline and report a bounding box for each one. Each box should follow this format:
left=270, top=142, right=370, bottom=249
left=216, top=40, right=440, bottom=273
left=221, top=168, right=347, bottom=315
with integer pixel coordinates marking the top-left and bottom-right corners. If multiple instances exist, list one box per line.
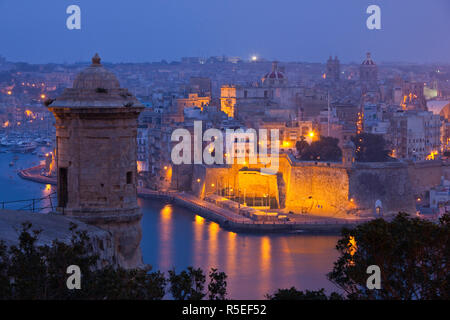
left=0, top=1, right=449, bottom=303
left=0, top=0, right=449, bottom=64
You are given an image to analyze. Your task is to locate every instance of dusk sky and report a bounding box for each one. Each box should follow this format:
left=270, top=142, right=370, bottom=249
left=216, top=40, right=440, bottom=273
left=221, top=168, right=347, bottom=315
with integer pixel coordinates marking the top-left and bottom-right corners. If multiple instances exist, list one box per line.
left=0, top=0, right=449, bottom=64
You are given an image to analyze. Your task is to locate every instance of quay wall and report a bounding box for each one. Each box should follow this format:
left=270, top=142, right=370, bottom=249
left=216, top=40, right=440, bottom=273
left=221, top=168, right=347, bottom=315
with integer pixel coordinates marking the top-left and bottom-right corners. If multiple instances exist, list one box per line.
left=138, top=191, right=356, bottom=234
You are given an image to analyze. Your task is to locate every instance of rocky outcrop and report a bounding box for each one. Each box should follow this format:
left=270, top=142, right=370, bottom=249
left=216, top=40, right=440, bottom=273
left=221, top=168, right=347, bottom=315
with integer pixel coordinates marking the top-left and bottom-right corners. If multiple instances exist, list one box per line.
left=0, top=210, right=117, bottom=269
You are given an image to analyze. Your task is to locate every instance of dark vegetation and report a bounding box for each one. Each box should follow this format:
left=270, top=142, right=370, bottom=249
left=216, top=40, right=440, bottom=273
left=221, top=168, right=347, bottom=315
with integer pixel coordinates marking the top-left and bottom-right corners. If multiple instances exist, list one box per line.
left=352, top=133, right=391, bottom=162
left=295, top=136, right=342, bottom=162
left=1, top=213, right=448, bottom=300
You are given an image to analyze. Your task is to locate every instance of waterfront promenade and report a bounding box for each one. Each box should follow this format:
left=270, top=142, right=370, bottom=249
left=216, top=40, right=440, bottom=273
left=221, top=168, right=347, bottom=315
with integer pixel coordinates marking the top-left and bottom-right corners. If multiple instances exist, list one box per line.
left=18, top=165, right=368, bottom=234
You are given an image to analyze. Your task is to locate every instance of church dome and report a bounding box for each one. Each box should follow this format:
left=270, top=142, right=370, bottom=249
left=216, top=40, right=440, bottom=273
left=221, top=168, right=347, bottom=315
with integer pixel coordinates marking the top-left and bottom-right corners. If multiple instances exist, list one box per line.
left=72, top=53, right=120, bottom=89
left=362, top=52, right=376, bottom=66
left=262, top=61, right=286, bottom=86
left=262, top=61, right=284, bottom=80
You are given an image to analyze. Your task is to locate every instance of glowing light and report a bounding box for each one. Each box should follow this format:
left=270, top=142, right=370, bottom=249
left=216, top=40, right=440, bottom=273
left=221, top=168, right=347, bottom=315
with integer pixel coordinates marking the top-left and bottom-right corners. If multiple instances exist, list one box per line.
left=349, top=236, right=357, bottom=255
left=211, top=183, right=215, bottom=187
left=40, top=94, right=46, bottom=99
left=2, top=121, right=9, bottom=128
left=6, top=91, right=12, bottom=95
left=161, top=204, right=173, bottom=220
left=251, top=55, right=258, bottom=61
left=426, top=151, right=438, bottom=160
left=24, top=110, right=36, bottom=119
left=137, top=161, right=145, bottom=173
left=282, top=141, right=291, bottom=148
left=348, top=236, right=357, bottom=266
left=391, top=149, right=396, bottom=157
left=195, top=215, right=204, bottom=224
left=308, top=131, right=315, bottom=138
left=196, top=178, right=201, bottom=183
left=164, top=166, right=168, bottom=170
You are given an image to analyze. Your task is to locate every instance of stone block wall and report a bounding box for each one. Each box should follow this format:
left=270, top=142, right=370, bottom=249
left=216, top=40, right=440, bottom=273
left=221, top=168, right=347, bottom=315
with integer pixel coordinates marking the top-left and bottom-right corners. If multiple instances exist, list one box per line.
left=191, top=155, right=443, bottom=217
left=349, top=162, right=416, bottom=215
left=55, top=109, right=140, bottom=214
left=407, top=160, right=443, bottom=195
left=284, top=163, right=350, bottom=216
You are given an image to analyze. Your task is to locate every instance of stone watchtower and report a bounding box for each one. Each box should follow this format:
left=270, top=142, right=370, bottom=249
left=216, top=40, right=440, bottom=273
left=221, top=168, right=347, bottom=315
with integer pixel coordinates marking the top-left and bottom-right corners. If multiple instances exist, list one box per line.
left=46, top=54, right=145, bottom=269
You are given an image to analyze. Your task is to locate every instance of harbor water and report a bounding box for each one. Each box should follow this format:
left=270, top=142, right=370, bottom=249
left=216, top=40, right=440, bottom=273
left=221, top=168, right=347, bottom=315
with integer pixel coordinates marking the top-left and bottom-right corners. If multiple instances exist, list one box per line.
left=0, top=151, right=341, bottom=299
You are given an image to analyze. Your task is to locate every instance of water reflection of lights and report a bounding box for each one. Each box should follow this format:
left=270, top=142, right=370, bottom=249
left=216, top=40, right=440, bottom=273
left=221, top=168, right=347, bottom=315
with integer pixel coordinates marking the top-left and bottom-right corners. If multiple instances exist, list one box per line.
left=257, top=236, right=272, bottom=296
left=161, top=204, right=173, bottom=220
left=159, top=204, right=173, bottom=270
left=261, top=236, right=271, bottom=271
left=226, top=231, right=237, bottom=273
left=42, top=183, right=52, bottom=196
left=193, top=215, right=205, bottom=267
left=208, top=222, right=219, bottom=268
left=41, top=184, right=54, bottom=212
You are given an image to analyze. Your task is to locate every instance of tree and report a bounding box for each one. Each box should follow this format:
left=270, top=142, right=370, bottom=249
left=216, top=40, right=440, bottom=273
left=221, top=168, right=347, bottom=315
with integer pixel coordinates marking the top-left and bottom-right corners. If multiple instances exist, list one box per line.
left=352, top=133, right=390, bottom=162
left=327, top=213, right=450, bottom=299
left=168, top=267, right=206, bottom=300
left=267, top=213, right=449, bottom=300
left=295, top=137, right=309, bottom=156
left=208, top=268, right=228, bottom=300
left=297, top=136, right=342, bottom=162
left=266, top=287, right=343, bottom=300
left=168, top=267, right=228, bottom=300
left=0, top=222, right=228, bottom=300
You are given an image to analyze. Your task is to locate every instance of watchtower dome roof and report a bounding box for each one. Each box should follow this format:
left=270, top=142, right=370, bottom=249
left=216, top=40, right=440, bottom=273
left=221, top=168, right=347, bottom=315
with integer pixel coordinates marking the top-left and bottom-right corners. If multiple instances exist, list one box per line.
left=73, top=53, right=120, bottom=89
left=46, top=53, right=144, bottom=109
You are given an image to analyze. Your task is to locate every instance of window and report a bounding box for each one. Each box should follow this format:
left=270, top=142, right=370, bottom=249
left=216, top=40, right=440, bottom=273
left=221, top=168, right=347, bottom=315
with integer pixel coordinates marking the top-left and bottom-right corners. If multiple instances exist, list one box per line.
left=126, top=171, right=133, bottom=184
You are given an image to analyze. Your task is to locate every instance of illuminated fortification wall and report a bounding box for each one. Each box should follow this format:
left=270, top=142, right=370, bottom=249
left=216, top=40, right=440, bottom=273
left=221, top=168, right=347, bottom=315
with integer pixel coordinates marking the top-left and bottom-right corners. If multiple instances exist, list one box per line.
left=237, top=170, right=279, bottom=203
left=281, top=161, right=351, bottom=217
left=191, top=155, right=442, bottom=217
